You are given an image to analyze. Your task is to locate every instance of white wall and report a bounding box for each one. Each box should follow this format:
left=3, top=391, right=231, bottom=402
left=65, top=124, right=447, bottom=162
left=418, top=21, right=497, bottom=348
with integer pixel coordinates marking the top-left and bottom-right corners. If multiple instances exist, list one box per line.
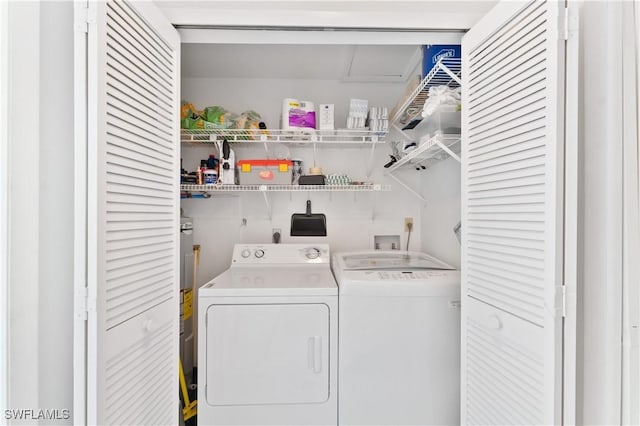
left=6, top=1, right=74, bottom=424
left=578, top=1, right=629, bottom=424
left=7, top=2, right=41, bottom=420
left=38, top=2, right=74, bottom=423
left=181, top=76, right=424, bottom=284
left=419, top=157, right=461, bottom=268
left=623, top=2, right=640, bottom=422
left=0, top=0, right=9, bottom=416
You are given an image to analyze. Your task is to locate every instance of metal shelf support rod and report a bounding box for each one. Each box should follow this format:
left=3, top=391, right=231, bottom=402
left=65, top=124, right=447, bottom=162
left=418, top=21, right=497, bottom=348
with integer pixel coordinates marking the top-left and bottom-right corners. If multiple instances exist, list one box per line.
left=391, top=123, right=412, bottom=140
left=435, top=138, right=461, bottom=163
left=386, top=173, right=427, bottom=203
left=261, top=190, right=272, bottom=220
left=312, top=134, right=318, bottom=167
left=439, top=62, right=462, bottom=86
left=365, top=140, right=377, bottom=179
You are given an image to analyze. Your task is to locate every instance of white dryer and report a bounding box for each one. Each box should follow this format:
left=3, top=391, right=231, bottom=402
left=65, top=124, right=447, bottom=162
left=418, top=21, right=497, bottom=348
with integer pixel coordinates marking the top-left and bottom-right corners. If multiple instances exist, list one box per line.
left=332, top=250, right=461, bottom=426
left=198, top=244, right=337, bottom=426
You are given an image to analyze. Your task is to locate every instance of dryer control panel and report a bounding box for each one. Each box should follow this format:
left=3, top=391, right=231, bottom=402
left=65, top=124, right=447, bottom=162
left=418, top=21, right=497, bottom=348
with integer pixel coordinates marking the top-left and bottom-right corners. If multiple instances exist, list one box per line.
left=231, top=244, right=330, bottom=265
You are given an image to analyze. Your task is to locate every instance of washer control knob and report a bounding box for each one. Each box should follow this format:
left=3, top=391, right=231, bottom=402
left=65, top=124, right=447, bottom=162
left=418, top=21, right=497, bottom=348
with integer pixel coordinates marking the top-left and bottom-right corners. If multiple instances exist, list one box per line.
left=240, top=249, right=251, bottom=258
left=305, top=248, right=321, bottom=260
left=254, top=249, right=265, bottom=258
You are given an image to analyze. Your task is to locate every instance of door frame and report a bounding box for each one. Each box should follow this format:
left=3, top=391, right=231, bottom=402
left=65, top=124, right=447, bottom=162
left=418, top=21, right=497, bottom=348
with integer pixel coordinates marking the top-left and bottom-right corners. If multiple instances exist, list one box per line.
left=563, top=1, right=580, bottom=425
left=622, top=1, right=640, bottom=423
left=0, top=0, right=9, bottom=414
left=179, top=15, right=579, bottom=426
left=72, top=1, right=89, bottom=423
left=178, top=28, right=464, bottom=45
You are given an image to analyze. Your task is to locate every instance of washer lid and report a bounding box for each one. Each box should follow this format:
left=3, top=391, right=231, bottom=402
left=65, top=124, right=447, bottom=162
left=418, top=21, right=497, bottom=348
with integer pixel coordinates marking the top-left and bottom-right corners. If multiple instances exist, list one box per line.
left=337, top=251, right=455, bottom=271
left=199, top=266, right=338, bottom=297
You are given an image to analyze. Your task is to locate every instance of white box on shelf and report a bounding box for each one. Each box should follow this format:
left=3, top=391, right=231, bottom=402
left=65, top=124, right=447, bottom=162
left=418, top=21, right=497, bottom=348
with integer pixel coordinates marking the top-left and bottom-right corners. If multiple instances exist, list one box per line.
left=349, top=99, right=368, bottom=118
left=347, top=99, right=369, bottom=129
left=318, top=104, right=334, bottom=130
left=368, top=106, right=389, bottom=134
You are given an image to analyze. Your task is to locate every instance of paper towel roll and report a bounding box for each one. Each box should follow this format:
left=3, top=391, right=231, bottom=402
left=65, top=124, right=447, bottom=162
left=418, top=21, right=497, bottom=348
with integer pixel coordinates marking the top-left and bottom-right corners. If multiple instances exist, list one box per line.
left=282, top=98, right=298, bottom=130
left=282, top=98, right=316, bottom=130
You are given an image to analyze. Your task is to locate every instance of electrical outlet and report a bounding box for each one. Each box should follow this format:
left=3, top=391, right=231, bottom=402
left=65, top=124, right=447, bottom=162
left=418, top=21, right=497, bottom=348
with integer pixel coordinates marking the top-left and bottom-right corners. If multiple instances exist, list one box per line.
left=404, top=217, right=414, bottom=232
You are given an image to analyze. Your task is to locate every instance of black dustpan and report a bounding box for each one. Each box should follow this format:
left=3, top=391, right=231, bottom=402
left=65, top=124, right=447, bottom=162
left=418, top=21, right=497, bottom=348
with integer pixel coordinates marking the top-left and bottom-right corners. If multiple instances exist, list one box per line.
left=290, top=200, right=327, bottom=236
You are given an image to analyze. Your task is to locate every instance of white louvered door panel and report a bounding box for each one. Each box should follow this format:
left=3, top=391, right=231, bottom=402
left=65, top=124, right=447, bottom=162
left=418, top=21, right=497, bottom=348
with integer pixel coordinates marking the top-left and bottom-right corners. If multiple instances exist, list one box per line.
left=86, top=1, right=180, bottom=424
left=461, top=1, right=565, bottom=425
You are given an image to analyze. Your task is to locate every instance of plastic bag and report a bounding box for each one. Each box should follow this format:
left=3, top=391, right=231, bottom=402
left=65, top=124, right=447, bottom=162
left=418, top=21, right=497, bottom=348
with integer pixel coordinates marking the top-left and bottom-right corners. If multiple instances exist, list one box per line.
left=422, top=86, right=461, bottom=117
left=235, top=110, right=262, bottom=130
left=180, top=103, right=264, bottom=132
left=203, top=106, right=237, bottom=129
left=234, top=110, right=263, bottom=140
left=180, top=102, right=204, bottom=129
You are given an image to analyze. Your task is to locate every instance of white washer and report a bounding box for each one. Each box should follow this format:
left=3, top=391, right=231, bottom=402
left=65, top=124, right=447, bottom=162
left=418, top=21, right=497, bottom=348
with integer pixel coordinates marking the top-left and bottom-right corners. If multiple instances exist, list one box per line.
left=332, top=250, right=461, bottom=426
left=198, top=244, right=337, bottom=426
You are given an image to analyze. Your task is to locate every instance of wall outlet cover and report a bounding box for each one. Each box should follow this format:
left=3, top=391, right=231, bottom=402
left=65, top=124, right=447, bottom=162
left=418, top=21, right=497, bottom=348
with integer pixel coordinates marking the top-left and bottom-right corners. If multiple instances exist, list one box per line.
left=404, top=217, right=414, bottom=232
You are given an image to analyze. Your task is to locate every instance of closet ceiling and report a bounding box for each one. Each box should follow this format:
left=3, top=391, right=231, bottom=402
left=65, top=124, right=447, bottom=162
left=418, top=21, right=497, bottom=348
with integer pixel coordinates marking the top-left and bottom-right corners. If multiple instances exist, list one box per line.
left=181, top=44, right=421, bottom=82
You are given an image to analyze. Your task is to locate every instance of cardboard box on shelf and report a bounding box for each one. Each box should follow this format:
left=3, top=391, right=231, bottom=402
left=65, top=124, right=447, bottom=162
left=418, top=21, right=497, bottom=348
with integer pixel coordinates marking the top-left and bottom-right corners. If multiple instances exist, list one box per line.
left=422, top=44, right=461, bottom=77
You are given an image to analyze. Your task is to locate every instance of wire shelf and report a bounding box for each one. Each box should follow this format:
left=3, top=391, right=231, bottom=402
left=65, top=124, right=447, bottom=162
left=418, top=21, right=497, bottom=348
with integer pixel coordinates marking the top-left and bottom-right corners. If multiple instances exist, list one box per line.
left=390, top=57, right=462, bottom=126
left=181, top=128, right=387, bottom=145
left=386, top=134, right=461, bottom=173
left=180, top=183, right=392, bottom=193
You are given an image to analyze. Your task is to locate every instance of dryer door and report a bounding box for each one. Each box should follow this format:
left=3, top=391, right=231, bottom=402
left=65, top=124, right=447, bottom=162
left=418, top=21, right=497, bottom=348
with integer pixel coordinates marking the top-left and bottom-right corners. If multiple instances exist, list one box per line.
left=205, top=303, right=330, bottom=406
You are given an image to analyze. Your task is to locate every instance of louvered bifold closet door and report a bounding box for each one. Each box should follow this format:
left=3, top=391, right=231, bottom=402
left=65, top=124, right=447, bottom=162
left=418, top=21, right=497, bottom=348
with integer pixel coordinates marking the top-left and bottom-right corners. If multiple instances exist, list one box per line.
left=86, top=1, right=180, bottom=424
left=461, top=1, right=565, bottom=425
